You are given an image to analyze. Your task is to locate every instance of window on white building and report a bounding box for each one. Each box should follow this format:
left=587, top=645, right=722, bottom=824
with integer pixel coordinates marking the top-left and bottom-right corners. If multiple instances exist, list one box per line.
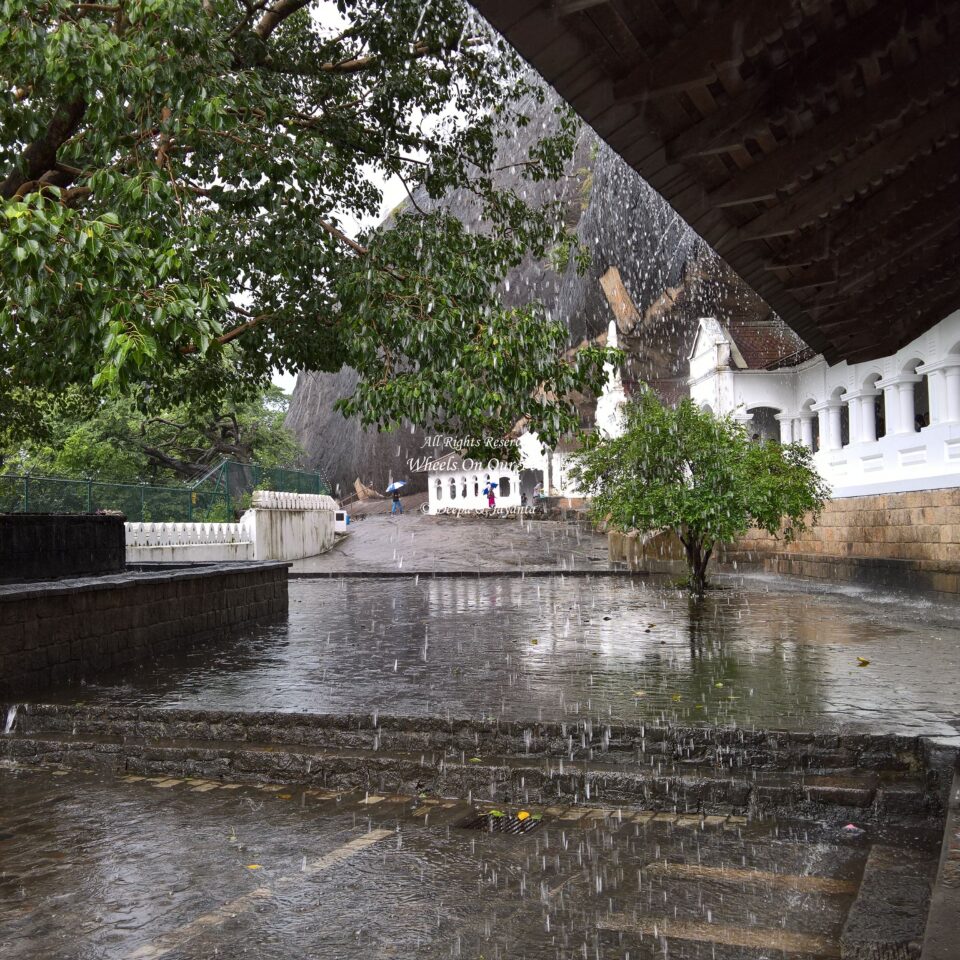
left=435, top=478, right=442, bottom=501
left=461, top=477, right=467, bottom=498
left=499, top=477, right=511, bottom=497
left=473, top=476, right=479, bottom=496
left=449, top=478, right=457, bottom=499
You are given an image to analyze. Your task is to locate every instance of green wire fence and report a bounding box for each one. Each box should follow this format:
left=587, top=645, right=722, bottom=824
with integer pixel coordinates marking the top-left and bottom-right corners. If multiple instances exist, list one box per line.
left=0, top=461, right=330, bottom=523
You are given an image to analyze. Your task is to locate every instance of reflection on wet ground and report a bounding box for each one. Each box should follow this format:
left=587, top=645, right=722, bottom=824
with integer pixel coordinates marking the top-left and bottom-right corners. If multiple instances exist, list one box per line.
left=0, top=761, right=940, bottom=960
left=43, top=574, right=960, bottom=740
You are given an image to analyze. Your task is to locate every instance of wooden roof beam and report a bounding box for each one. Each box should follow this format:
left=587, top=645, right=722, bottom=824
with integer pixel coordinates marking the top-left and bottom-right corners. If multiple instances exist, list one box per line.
left=738, top=92, right=960, bottom=241
left=842, top=279, right=960, bottom=361
left=553, top=0, right=609, bottom=16
left=780, top=179, right=960, bottom=293
left=815, top=239, right=960, bottom=331
left=612, top=0, right=822, bottom=103
left=709, top=34, right=960, bottom=208
left=664, top=0, right=943, bottom=161
left=765, top=139, right=960, bottom=268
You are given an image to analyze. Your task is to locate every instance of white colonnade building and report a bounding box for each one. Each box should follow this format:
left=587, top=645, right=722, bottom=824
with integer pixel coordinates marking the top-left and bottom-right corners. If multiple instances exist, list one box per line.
left=689, top=310, right=960, bottom=496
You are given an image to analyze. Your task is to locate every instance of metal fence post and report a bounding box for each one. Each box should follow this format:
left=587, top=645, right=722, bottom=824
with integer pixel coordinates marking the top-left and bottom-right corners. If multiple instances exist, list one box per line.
left=140, top=483, right=145, bottom=522
left=86, top=478, right=93, bottom=513
left=23, top=475, right=29, bottom=513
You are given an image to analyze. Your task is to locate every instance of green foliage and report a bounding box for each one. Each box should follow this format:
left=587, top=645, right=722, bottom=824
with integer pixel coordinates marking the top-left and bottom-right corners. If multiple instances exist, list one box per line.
left=570, top=390, right=830, bottom=595
left=1, top=0, right=615, bottom=447
left=1, top=384, right=304, bottom=483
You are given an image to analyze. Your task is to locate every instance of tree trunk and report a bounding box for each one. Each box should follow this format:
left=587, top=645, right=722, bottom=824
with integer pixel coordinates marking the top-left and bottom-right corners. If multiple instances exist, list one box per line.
left=683, top=535, right=713, bottom=599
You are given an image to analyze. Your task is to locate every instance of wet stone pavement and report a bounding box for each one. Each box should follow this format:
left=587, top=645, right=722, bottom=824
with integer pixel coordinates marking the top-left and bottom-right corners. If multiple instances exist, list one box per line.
left=39, top=573, right=960, bottom=741
left=290, top=514, right=613, bottom=574
left=0, top=759, right=942, bottom=960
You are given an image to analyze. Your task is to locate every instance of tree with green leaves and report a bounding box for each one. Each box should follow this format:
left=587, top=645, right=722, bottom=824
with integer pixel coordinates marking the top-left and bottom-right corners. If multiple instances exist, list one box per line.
left=1, top=0, right=613, bottom=453
left=1, top=384, right=304, bottom=483
left=570, top=390, right=830, bottom=597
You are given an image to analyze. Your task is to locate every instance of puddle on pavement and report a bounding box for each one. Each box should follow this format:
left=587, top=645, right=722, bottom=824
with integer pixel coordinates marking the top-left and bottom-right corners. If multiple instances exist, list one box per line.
left=32, top=575, right=960, bottom=738
left=0, top=763, right=939, bottom=960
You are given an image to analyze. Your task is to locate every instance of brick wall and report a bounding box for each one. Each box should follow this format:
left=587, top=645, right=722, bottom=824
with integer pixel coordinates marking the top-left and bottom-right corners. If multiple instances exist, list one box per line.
left=0, top=562, right=288, bottom=695
left=725, top=487, right=960, bottom=596
left=0, top=514, right=125, bottom=581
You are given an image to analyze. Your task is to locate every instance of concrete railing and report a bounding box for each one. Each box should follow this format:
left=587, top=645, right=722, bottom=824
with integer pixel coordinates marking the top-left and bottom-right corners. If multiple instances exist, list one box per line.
left=125, top=521, right=254, bottom=562
left=126, top=522, right=248, bottom=546
left=251, top=491, right=338, bottom=511
left=125, top=492, right=338, bottom=564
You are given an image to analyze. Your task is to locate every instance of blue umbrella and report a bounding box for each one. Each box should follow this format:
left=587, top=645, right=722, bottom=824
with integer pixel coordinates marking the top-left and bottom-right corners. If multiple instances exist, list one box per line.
left=386, top=480, right=407, bottom=493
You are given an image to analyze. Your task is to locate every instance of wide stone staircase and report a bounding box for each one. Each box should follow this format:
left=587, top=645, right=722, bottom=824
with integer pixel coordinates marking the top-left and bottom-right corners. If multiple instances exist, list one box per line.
left=2, top=702, right=957, bottom=959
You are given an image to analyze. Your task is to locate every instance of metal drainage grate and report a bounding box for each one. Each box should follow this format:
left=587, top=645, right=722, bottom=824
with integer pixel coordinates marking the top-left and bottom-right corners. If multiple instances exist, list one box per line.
left=460, top=812, right=543, bottom=835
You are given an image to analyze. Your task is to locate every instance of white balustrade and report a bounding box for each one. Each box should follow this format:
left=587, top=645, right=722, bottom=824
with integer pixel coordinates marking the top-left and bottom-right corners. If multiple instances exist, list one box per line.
left=250, top=491, right=338, bottom=511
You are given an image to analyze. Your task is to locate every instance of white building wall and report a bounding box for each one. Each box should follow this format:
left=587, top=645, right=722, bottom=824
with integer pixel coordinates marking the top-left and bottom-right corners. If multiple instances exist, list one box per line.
left=427, top=464, right=523, bottom=515
left=689, top=310, right=960, bottom=497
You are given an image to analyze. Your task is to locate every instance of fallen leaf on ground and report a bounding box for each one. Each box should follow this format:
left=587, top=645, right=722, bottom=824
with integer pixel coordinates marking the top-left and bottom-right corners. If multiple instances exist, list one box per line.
left=246, top=864, right=261, bottom=870
left=856, top=657, right=871, bottom=667
left=517, top=811, right=530, bottom=821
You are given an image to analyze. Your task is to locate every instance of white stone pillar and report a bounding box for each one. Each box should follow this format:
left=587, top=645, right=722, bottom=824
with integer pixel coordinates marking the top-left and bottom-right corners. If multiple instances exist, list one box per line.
left=813, top=400, right=843, bottom=451
left=814, top=405, right=830, bottom=451
left=946, top=366, right=960, bottom=423
left=843, top=390, right=879, bottom=444
left=877, top=373, right=922, bottom=434
left=898, top=381, right=916, bottom=433
left=859, top=396, right=877, bottom=443
left=882, top=384, right=900, bottom=435
left=731, top=410, right=754, bottom=433
left=917, top=360, right=960, bottom=424
left=776, top=414, right=794, bottom=444
left=843, top=392, right=860, bottom=444
left=798, top=415, right=815, bottom=450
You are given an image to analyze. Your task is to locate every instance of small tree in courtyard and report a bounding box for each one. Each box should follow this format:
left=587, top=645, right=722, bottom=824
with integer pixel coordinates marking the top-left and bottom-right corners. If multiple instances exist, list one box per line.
left=570, top=390, right=829, bottom=597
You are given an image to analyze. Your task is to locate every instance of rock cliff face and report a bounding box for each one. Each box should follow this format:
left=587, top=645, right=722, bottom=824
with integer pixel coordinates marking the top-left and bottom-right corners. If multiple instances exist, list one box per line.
left=285, top=89, right=775, bottom=498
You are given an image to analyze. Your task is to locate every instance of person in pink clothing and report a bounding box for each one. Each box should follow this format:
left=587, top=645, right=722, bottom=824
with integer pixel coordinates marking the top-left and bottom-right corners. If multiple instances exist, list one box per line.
left=485, top=486, right=496, bottom=509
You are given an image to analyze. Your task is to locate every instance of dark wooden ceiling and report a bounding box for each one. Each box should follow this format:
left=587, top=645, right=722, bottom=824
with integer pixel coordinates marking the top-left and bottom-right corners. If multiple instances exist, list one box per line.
left=472, top=0, right=960, bottom=364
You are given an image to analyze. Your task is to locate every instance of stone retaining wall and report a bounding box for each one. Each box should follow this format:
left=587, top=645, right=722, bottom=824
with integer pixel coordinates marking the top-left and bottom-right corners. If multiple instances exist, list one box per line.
left=725, top=487, right=960, bottom=596
left=0, top=562, right=288, bottom=695
left=0, top=514, right=125, bottom=581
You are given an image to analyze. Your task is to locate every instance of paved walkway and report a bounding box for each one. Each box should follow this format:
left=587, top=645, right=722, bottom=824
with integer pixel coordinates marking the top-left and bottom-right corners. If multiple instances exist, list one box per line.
left=292, top=513, right=612, bottom=574
left=1, top=759, right=937, bottom=960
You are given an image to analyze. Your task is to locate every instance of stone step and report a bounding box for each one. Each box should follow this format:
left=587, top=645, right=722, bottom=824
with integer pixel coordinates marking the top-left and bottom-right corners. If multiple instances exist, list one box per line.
left=0, top=728, right=934, bottom=821
left=5, top=702, right=933, bottom=776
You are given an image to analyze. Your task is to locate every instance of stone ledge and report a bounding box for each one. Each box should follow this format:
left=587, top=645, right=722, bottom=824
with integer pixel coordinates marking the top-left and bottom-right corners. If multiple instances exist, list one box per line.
left=0, top=560, right=290, bottom=602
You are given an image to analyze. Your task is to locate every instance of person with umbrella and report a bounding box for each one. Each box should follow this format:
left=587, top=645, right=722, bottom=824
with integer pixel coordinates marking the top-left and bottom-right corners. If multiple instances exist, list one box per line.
left=387, top=480, right=406, bottom=514
left=483, top=479, right=497, bottom=510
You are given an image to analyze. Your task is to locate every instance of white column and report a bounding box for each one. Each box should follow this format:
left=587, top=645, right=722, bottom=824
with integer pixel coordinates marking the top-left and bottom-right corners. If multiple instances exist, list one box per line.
left=776, top=414, right=794, bottom=444
left=877, top=373, right=922, bottom=434
left=917, top=360, right=960, bottom=424
left=946, top=366, right=960, bottom=423
left=798, top=415, right=814, bottom=450
left=815, top=405, right=830, bottom=451
left=898, top=382, right=916, bottom=433
left=859, top=396, right=877, bottom=443
left=930, top=370, right=944, bottom=423
left=813, top=400, right=843, bottom=451
left=731, top=410, right=754, bottom=432
left=843, top=390, right=879, bottom=444
left=882, top=384, right=899, bottom=435
left=843, top=392, right=860, bottom=444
